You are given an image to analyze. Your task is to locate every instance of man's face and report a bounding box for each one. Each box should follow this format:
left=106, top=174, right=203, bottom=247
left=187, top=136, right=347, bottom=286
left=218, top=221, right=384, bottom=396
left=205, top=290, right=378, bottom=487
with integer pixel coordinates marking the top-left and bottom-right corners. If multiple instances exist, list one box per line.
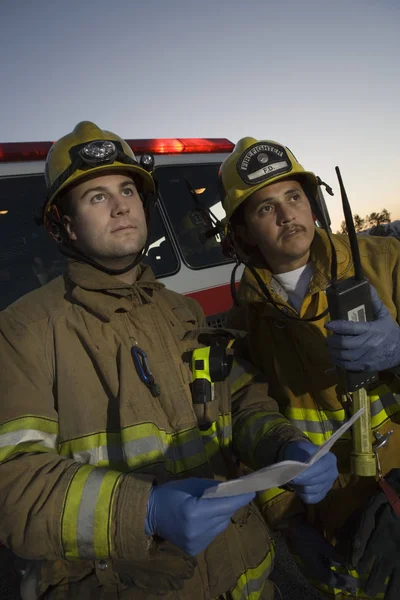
left=63, top=173, right=147, bottom=269
left=239, top=179, right=315, bottom=273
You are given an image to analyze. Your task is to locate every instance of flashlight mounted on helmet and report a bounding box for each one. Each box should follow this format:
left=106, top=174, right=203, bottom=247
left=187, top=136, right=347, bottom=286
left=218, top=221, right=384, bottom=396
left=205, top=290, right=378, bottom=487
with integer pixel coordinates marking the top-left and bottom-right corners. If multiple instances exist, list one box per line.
left=44, top=139, right=148, bottom=224
left=79, top=140, right=118, bottom=164
left=139, top=154, right=155, bottom=172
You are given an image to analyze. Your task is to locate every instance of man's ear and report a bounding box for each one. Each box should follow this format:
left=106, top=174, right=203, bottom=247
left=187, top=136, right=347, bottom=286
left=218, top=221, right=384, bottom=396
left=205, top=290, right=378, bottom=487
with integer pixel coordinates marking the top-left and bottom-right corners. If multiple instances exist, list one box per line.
left=63, top=215, right=77, bottom=241
left=235, top=223, right=257, bottom=247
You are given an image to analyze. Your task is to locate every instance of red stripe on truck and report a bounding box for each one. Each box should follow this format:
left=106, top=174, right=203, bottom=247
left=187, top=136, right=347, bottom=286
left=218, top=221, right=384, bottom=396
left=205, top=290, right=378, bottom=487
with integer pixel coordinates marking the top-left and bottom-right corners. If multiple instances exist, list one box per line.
left=186, top=282, right=235, bottom=316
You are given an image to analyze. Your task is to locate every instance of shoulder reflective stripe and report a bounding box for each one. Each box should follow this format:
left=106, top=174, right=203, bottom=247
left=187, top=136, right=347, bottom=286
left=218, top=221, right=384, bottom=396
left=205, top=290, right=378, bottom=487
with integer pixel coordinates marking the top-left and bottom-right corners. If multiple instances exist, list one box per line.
left=0, top=416, right=58, bottom=462
left=230, top=550, right=274, bottom=600
left=62, top=465, right=122, bottom=560
left=234, top=411, right=288, bottom=465
left=229, top=358, right=258, bottom=396
left=59, top=419, right=230, bottom=474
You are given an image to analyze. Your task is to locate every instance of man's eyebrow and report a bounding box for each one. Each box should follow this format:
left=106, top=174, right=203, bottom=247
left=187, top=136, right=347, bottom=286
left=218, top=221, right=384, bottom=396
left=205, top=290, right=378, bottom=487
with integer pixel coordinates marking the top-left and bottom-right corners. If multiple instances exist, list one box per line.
left=80, top=186, right=108, bottom=200
left=255, top=187, right=301, bottom=205
left=283, top=187, right=301, bottom=197
left=120, top=179, right=136, bottom=188
left=80, top=180, right=136, bottom=200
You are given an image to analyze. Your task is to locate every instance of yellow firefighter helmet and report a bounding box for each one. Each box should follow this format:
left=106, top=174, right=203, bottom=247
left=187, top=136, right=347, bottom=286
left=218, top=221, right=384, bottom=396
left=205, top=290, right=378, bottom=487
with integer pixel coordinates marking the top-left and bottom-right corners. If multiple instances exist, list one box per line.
left=219, top=136, right=318, bottom=221
left=43, top=121, right=155, bottom=231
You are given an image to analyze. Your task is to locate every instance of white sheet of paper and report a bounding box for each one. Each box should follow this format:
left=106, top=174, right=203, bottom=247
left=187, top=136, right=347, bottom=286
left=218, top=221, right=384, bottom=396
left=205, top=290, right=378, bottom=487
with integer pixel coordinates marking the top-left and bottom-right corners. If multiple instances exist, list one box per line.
left=202, top=407, right=365, bottom=499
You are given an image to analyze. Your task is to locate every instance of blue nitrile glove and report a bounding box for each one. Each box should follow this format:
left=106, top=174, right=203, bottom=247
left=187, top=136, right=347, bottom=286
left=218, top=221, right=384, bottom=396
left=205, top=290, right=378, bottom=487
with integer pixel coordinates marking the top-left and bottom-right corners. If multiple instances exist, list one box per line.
left=325, top=284, right=400, bottom=372
left=283, top=440, right=338, bottom=504
left=145, top=478, right=255, bottom=556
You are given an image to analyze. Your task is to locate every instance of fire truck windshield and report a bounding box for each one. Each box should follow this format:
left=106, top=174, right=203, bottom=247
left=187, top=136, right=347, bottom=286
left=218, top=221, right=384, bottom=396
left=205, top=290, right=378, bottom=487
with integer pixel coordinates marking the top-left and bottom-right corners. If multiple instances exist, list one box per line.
left=155, top=164, right=231, bottom=270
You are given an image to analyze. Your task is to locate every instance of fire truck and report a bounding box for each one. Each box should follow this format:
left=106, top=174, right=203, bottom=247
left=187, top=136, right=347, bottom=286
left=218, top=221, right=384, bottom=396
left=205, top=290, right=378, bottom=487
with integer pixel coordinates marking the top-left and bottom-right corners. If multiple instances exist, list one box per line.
left=0, top=137, right=243, bottom=325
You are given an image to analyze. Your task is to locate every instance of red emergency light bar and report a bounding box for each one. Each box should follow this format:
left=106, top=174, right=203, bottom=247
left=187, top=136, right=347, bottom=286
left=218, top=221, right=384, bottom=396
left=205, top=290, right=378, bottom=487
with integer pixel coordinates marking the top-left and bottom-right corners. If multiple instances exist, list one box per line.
left=0, top=142, right=54, bottom=163
left=0, top=138, right=234, bottom=163
left=128, top=138, right=234, bottom=155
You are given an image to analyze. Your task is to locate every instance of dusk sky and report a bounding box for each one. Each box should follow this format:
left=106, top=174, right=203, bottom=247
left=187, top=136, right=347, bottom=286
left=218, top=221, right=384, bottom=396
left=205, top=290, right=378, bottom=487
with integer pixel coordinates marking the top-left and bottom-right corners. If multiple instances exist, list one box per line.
left=1, top=0, right=399, bottom=231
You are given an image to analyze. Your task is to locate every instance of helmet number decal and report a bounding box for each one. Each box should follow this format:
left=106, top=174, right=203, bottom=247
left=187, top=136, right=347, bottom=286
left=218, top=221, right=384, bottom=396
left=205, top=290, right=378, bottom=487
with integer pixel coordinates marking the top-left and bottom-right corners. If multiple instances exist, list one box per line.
left=236, top=142, right=292, bottom=185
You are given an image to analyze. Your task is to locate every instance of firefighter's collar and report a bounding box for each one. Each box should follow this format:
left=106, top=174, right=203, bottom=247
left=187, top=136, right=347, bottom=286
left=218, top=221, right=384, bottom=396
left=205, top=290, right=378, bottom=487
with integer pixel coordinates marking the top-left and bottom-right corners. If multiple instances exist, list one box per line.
left=66, top=260, right=164, bottom=321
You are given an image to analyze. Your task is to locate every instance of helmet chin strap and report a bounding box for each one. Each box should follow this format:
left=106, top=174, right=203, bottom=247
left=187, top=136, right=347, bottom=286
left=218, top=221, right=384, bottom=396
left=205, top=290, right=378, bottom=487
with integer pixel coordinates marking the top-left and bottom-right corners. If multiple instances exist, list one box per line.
left=58, top=236, right=148, bottom=276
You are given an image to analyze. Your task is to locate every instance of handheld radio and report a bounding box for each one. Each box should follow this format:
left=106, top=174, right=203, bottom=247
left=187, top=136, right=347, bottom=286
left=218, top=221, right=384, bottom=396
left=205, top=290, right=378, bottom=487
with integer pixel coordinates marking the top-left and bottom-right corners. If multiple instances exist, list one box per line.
left=326, top=167, right=377, bottom=476
left=326, top=167, right=378, bottom=392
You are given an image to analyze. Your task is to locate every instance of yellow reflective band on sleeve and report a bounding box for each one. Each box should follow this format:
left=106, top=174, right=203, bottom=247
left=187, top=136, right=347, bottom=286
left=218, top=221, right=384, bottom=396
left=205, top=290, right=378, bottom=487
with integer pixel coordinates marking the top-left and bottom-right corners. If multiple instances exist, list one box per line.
left=59, top=418, right=231, bottom=475
left=256, top=487, right=287, bottom=511
left=300, top=562, right=386, bottom=598
left=293, top=550, right=390, bottom=598
left=284, top=385, right=400, bottom=445
left=200, top=414, right=232, bottom=458
left=234, top=411, right=288, bottom=466
left=284, top=406, right=350, bottom=445
left=229, top=358, right=258, bottom=396
left=59, top=424, right=207, bottom=474
left=59, top=431, right=123, bottom=467
left=218, top=413, right=233, bottom=448
left=61, top=464, right=123, bottom=560
left=200, top=422, right=219, bottom=458
left=230, top=549, right=274, bottom=600
left=0, top=415, right=58, bottom=463
left=370, top=383, right=400, bottom=429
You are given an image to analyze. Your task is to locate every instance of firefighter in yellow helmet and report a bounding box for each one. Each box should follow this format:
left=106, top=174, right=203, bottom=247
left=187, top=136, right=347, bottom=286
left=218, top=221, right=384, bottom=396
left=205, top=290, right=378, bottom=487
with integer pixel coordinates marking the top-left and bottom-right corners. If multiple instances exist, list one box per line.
left=0, top=122, right=315, bottom=599
left=221, top=137, right=400, bottom=600
left=42, top=120, right=156, bottom=276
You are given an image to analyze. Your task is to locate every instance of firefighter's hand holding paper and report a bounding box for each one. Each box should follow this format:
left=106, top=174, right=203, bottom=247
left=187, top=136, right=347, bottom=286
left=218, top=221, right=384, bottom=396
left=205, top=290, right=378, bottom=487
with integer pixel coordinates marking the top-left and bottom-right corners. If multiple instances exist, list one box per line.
left=283, top=440, right=338, bottom=504
left=145, top=478, right=255, bottom=556
left=202, top=408, right=364, bottom=499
